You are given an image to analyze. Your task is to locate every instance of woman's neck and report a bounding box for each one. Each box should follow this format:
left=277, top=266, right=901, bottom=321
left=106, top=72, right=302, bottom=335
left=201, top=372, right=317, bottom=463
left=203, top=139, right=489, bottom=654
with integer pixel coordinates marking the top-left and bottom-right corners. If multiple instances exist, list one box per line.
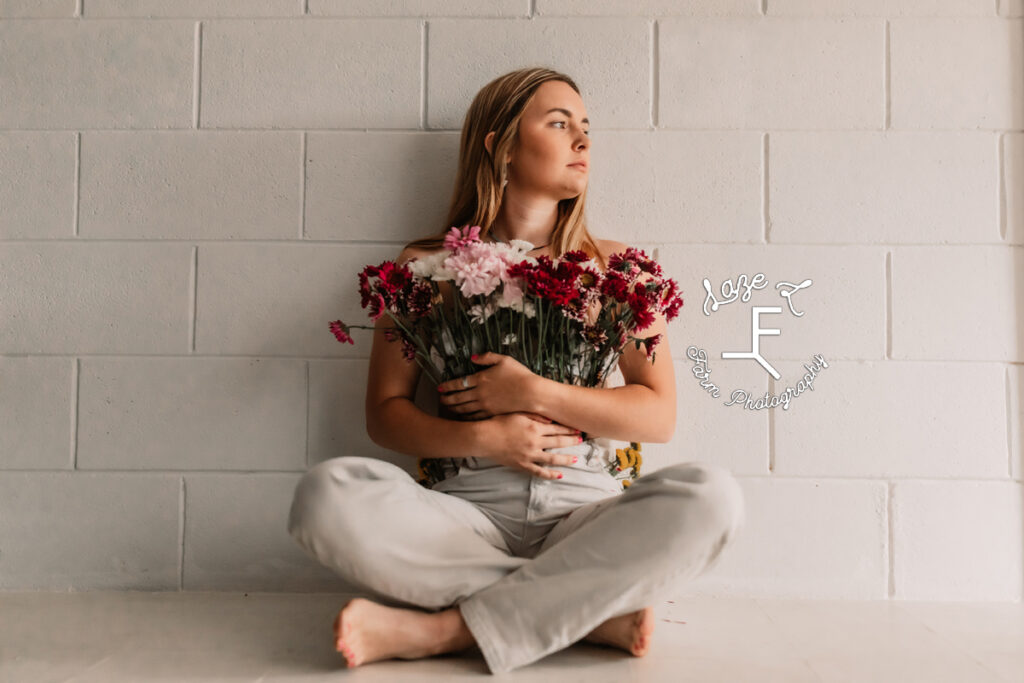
left=487, top=224, right=554, bottom=252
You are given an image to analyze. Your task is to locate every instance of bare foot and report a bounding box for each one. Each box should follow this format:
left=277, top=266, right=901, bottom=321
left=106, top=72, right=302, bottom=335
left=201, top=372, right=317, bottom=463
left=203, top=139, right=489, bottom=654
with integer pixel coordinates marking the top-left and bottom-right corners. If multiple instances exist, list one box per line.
left=583, top=606, right=656, bottom=656
left=332, top=597, right=445, bottom=668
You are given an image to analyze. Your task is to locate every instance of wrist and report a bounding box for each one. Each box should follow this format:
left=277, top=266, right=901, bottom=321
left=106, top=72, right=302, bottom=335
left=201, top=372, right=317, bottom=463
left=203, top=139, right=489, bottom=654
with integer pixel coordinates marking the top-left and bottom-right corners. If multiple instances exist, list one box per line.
left=530, top=374, right=558, bottom=416
left=460, top=418, right=493, bottom=460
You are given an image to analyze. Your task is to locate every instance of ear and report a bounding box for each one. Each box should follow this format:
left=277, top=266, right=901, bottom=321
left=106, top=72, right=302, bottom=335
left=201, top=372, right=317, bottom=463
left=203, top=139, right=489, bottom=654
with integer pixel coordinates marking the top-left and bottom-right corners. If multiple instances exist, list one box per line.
left=484, top=131, right=495, bottom=156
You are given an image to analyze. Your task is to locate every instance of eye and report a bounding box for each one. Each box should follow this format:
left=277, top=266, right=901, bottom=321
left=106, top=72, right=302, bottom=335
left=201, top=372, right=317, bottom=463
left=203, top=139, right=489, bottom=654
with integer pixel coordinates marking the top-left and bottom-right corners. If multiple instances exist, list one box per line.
left=553, top=121, right=591, bottom=136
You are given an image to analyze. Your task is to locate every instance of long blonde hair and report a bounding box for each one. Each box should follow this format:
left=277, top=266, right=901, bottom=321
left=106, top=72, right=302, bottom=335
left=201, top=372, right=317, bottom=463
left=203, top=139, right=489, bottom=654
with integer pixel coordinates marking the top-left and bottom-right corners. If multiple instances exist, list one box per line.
left=404, top=67, right=607, bottom=268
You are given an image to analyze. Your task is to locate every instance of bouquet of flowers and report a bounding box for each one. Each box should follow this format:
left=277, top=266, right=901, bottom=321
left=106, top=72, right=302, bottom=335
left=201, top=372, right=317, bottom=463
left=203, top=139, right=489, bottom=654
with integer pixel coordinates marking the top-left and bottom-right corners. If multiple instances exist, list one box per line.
left=329, top=225, right=684, bottom=489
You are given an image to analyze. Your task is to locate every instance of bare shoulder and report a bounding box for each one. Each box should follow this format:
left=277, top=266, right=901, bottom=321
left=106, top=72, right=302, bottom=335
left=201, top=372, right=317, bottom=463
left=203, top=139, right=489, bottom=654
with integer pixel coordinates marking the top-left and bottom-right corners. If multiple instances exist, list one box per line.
left=396, top=244, right=443, bottom=266
left=596, top=238, right=630, bottom=256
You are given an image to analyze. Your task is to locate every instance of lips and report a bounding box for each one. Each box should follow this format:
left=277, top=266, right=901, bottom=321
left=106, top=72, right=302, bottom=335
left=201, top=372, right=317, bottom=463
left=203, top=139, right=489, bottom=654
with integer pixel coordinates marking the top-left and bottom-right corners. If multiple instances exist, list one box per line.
left=568, top=162, right=588, bottom=170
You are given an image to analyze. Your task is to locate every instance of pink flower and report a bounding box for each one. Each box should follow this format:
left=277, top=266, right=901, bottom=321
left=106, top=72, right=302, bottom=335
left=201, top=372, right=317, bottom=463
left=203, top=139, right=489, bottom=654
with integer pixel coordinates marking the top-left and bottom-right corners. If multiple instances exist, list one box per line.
left=443, top=225, right=482, bottom=251
left=329, top=320, right=354, bottom=345
left=444, top=241, right=505, bottom=297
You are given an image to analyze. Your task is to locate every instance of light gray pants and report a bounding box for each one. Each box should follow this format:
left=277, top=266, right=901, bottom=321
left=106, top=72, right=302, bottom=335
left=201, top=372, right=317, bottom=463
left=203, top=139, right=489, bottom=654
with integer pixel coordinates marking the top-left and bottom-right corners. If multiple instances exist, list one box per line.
left=286, top=439, right=745, bottom=675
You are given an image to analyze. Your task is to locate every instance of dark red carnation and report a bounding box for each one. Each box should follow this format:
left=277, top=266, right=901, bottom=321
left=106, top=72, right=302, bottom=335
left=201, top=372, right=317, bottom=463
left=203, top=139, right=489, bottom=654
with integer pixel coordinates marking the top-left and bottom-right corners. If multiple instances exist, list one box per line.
left=329, top=320, right=354, bottom=345
left=628, top=289, right=655, bottom=331
left=641, top=333, right=662, bottom=360
left=561, top=249, right=590, bottom=263
left=601, top=272, right=630, bottom=301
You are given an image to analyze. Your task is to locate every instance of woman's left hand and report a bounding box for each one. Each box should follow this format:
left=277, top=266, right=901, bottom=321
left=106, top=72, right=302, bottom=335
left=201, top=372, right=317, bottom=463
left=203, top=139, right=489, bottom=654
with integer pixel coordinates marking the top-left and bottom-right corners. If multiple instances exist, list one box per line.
left=437, top=352, right=540, bottom=419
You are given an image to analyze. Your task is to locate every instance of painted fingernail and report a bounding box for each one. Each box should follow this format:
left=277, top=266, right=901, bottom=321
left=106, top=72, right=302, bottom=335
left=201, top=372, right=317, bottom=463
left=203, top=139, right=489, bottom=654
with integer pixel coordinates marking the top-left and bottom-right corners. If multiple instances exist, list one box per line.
left=578, top=436, right=583, bottom=443
left=572, top=456, right=578, bottom=463
left=557, top=472, right=564, bottom=479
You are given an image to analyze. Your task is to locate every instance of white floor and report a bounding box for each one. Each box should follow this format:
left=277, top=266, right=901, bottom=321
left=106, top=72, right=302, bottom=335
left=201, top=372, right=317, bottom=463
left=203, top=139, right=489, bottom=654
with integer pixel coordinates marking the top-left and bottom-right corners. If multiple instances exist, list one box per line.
left=1, top=592, right=1022, bottom=682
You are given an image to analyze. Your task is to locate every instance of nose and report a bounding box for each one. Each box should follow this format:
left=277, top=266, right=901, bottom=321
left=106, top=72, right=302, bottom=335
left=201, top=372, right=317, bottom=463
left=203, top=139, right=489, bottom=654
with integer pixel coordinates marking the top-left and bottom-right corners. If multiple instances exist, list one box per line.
left=574, top=129, right=589, bottom=150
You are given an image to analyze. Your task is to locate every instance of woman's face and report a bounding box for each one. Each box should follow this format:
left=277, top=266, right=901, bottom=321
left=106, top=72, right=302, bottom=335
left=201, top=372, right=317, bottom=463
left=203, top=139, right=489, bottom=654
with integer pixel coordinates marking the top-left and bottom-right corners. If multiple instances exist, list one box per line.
left=503, top=80, right=591, bottom=200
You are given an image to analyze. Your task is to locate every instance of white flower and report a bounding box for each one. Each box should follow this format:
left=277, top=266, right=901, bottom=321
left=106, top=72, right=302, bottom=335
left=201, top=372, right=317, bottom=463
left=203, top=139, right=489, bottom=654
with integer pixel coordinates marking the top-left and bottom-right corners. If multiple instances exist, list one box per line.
left=508, top=239, right=536, bottom=253
left=440, top=326, right=456, bottom=355
left=409, top=251, right=455, bottom=282
left=495, top=278, right=525, bottom=309
left=468, top=300, right=498, bottom=324
left=501, top=333, right=518, bottom=345
left=429, top=345, right=445, bottom=374
left=507, top=299, right=536, bottom=318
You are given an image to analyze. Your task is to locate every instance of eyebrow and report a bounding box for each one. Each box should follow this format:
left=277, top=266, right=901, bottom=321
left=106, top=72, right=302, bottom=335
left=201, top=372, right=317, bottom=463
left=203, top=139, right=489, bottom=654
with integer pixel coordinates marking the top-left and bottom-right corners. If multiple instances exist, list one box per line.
left=545, top=107, right=590, bottom=125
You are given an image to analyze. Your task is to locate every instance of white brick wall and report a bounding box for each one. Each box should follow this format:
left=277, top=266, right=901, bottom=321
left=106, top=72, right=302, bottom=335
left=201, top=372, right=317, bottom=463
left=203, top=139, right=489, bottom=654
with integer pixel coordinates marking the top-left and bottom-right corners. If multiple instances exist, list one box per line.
left=0, top=0, right=1020, bottom=601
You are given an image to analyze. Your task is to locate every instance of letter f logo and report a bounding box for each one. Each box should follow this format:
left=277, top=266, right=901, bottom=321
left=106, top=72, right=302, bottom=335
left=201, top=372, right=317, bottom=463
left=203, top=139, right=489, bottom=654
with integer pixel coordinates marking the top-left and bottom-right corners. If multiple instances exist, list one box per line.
left=721, top=306, right=782, bottom=379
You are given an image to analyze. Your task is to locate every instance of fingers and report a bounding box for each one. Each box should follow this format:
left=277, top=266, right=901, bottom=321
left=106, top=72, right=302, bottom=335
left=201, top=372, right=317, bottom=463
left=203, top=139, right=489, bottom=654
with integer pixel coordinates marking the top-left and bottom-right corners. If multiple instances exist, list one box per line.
left=444, top=397, right=480, bottom=414
left=528, top=463, right=563, bottom=480
left=544, top=425, right=582, bottom=438
left=438, top=388, right=474, bottom=405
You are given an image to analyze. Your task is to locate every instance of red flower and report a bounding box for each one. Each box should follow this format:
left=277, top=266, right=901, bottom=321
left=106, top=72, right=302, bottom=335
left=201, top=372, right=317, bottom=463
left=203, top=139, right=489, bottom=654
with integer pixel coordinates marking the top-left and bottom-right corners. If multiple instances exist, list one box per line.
left=640, top=333, right=662, bottom=360
left=367, top=292, right=387, bottom=321
left=601, top=272, right=630, bottom=302
left=399, top=336, right=417, bottom=361
left=561, top=249, right=591, bottom=263
left=329, top=320, right=354, bottom=345
left=407, top=280, right=433, bottom=318
left=661, top=278, right=684, bottom=320
left=581, top=324, right=608, bottom=350
left=628, top=289, right=655, bottom=331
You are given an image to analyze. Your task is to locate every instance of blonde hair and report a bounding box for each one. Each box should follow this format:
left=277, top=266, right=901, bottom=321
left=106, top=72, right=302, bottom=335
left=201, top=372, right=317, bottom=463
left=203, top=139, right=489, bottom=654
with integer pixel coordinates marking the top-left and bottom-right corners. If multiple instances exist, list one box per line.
left=404, top=67, right=607, bottom=268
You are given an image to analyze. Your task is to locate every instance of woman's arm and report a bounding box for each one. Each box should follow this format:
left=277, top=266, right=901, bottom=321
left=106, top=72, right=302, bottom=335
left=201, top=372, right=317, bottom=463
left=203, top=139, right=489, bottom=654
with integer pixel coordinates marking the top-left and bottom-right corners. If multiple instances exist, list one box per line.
left=436, top=239, right=677, bottom=443
left=364, top=248, right=486, bottom=460
left=530, top=310, right=676, bottom=443
left=439, top=310, right=676, bottom=443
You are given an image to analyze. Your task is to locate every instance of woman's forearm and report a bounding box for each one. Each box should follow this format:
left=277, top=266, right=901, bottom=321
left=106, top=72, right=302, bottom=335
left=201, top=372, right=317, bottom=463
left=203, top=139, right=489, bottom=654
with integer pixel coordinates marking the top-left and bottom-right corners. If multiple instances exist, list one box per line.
left=530, top=379, right=675, bottom=443
left=366, top=397, right=485, bottom=461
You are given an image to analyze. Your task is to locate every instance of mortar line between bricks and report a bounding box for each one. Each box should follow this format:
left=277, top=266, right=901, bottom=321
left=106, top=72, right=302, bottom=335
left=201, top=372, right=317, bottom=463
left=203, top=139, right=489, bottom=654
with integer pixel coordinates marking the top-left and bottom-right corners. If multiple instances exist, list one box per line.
left=9, top=239, right=1017, bottom=247
left=0, top=469, right=318, bottom=475
left=0, top=470, right=1015, bottom=481
left=6, top=13, right=1016, bottom=20
left=3, top=126, right=1019, bottom=132
left=1, top=354, right=1019, bottom=364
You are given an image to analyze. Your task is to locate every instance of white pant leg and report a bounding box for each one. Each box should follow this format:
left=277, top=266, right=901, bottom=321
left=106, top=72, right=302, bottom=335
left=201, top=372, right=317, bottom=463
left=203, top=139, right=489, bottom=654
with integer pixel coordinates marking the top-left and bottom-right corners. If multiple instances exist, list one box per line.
left=286, top=456, right=528, bottom=612
left=455, top=461, right=746, bottom=675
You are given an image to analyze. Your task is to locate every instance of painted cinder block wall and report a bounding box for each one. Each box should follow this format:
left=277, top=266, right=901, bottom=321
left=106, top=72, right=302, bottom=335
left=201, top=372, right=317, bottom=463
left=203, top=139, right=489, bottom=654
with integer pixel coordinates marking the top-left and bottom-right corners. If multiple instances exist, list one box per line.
left=0, top=0, right=1021, bottom=601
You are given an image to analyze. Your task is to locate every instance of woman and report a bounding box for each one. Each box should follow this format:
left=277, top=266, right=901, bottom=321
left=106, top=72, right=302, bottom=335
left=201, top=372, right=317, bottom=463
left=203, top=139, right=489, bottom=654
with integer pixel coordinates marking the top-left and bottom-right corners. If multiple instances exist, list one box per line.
left=287, top=67, right=746, bottom=675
